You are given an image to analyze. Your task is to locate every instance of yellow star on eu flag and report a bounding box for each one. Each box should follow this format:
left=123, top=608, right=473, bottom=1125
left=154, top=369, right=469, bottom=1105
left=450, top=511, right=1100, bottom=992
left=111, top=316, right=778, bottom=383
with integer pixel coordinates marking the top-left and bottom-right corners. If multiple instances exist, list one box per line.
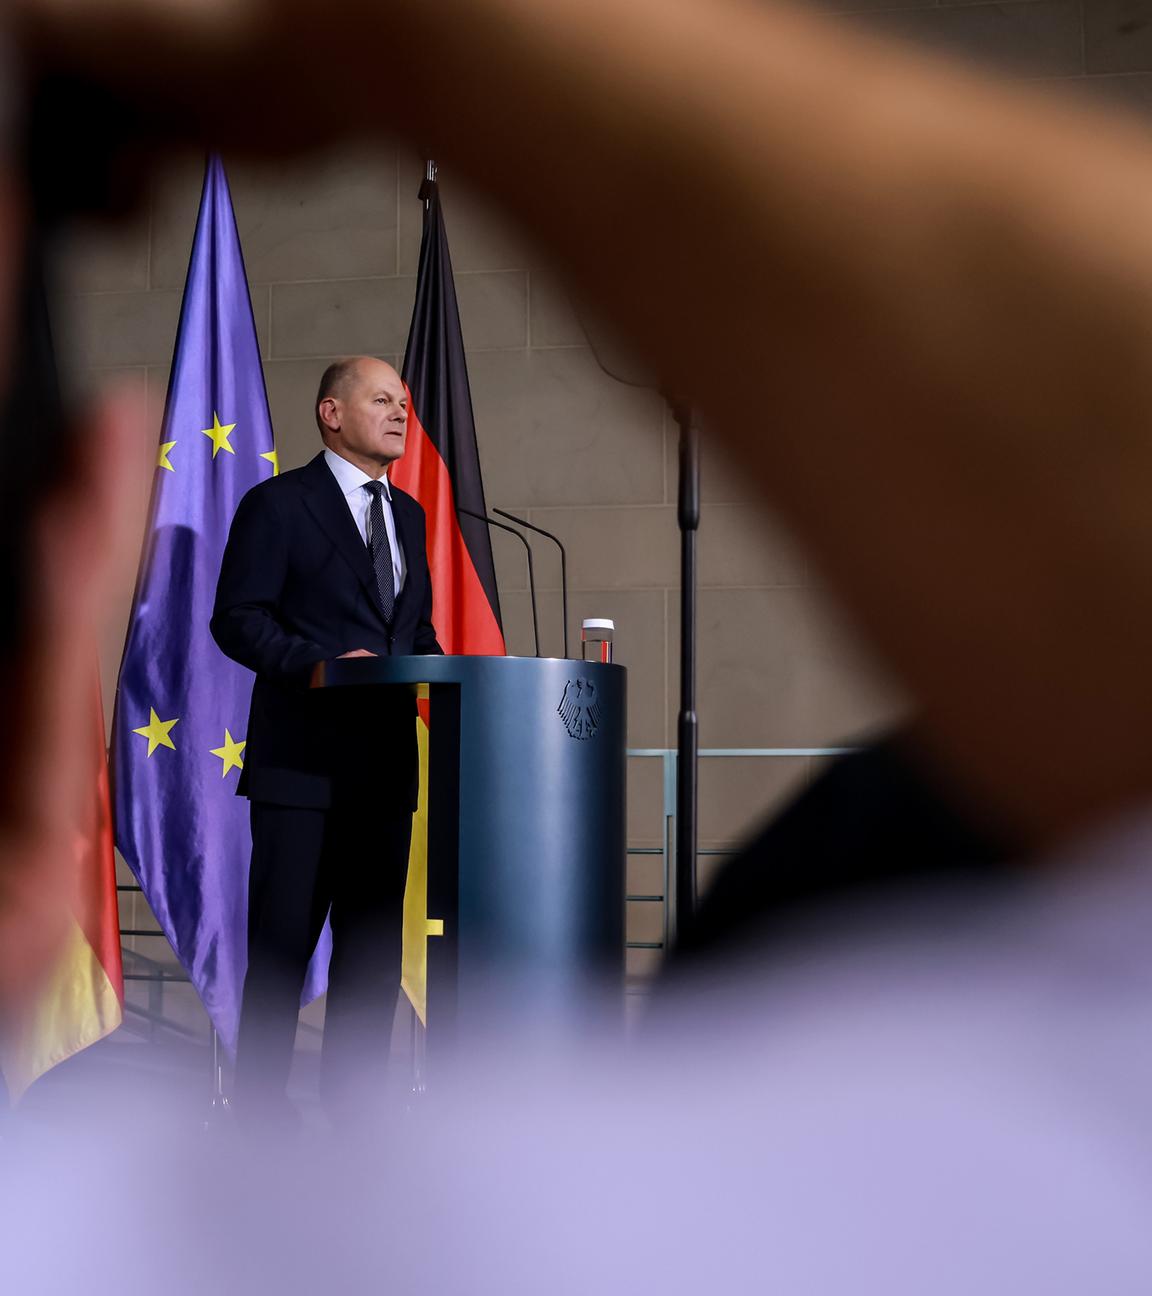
left=157, top=441, right=177, bottom=472
left=132, top=708, right=179, bottom=757
left=210, top=729, right=246, bottom=777
left=260, top=449, right=280, bottom=477
left=202, top=412, right=236, bottom=459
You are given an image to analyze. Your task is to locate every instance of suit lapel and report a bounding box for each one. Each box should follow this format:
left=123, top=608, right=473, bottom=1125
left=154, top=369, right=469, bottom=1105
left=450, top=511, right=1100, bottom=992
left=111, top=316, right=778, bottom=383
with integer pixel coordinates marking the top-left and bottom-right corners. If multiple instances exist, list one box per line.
left=300, top=453, right=386, bottom=620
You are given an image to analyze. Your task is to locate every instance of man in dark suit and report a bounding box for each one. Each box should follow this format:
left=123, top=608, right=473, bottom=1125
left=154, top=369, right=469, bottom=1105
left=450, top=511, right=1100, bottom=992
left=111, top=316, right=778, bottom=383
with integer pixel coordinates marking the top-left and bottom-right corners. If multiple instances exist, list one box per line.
left=211, top=355, right=442, bottom=1118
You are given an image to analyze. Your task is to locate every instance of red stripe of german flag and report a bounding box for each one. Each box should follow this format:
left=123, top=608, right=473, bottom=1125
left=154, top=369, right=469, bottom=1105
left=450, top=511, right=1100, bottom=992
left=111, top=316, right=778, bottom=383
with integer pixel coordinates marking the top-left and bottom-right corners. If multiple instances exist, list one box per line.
left=393, top=400, right=505, bottom=654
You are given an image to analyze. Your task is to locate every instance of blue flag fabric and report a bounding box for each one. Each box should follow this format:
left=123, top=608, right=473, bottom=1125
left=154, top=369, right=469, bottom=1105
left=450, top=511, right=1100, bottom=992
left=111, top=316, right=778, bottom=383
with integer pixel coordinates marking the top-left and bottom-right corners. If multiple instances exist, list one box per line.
left=112, top=156, right=329, bottom=1049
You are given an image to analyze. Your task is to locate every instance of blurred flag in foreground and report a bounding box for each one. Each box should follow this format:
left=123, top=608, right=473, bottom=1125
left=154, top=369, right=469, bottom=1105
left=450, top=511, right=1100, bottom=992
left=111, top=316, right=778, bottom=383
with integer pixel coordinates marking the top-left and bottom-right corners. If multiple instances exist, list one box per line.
left=0, top=248, right=122, bottom=1101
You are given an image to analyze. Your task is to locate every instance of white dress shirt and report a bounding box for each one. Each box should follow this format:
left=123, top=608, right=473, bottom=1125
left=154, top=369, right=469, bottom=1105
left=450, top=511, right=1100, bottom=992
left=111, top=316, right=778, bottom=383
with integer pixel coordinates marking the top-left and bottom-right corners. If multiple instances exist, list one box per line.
left=323, top=447, right=406, bottom=595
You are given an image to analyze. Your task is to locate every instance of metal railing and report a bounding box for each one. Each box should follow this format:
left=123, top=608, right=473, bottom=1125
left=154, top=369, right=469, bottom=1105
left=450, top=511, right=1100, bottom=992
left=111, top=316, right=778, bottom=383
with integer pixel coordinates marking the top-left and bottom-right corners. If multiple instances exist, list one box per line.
left=116, top=886, right=201, bottom=1043
left=625, top=747, right=852, bottom=960
left=115, top=747, right=853, bottom=1030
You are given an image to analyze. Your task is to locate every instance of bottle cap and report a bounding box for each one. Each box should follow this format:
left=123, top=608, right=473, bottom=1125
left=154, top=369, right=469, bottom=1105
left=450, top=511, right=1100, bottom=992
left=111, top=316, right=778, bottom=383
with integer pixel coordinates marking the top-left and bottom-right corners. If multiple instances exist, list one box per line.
left=581, top=618, right=615, bottom=632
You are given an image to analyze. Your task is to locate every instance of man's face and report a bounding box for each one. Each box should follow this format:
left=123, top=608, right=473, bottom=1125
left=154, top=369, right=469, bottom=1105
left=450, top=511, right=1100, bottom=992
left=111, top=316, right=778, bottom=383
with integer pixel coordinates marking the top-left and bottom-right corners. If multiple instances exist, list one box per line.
left=324, top=358, right=408, bottom=470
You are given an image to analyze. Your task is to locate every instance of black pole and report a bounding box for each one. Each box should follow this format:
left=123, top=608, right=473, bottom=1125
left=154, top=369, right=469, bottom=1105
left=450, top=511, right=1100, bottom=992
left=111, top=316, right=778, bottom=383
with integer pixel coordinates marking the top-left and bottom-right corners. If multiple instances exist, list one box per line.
left=420, top=159, right=438, bottom=205
left=673, top=401, right=700, bottom=941
left=493, top=508, right=569, bottom=657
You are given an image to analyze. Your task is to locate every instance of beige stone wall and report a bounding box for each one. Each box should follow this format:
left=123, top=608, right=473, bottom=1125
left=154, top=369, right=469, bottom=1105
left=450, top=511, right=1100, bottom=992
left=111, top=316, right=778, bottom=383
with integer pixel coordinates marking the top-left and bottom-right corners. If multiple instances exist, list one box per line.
left=63, top=151, right=900, bottom=800
left=54, top=0, right=1152, bottom=1021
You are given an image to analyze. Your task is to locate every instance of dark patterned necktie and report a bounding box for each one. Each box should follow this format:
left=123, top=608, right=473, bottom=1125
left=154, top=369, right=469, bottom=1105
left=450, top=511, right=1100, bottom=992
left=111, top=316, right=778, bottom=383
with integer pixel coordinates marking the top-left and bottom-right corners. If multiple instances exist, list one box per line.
left=364, top=481, right=395, bottom=623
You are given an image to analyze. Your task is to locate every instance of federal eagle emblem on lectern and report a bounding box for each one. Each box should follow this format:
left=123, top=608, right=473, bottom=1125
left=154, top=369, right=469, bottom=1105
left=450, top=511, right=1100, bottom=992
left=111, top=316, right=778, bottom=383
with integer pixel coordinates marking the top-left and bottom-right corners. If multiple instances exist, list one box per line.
left=558, top=678, right=602, bottom=741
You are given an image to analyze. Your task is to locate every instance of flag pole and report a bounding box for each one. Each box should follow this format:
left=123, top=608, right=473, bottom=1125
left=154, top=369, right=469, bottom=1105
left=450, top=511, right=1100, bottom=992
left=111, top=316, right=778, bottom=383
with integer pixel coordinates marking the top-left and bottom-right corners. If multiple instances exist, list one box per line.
left=672, top=400, right=700, bottom=941
left=206, top=1027, right=230, bottom=1129
left=577, top=327, right=702, bottom=941
left=411, top=156, right=437, bottom=1098
left=422, top=159, right=438, bottom=208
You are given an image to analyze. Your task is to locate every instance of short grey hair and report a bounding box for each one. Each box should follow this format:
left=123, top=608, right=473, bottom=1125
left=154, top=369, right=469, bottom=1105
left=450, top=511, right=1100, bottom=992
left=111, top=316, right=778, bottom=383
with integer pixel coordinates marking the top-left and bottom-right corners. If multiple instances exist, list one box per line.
left=314, top=357, right=364, bottom=434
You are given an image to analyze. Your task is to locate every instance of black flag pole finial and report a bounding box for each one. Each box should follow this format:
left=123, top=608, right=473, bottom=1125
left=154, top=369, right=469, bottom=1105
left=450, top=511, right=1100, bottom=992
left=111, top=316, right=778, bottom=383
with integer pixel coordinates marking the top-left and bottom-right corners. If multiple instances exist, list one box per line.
left=420, top=159, right=439, bottom=205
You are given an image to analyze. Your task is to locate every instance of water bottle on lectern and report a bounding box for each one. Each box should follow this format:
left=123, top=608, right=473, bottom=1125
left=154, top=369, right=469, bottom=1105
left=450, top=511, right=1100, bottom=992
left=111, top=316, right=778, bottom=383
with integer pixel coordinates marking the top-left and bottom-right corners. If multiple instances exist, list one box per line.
left=581, top=618, right=614, bottom=663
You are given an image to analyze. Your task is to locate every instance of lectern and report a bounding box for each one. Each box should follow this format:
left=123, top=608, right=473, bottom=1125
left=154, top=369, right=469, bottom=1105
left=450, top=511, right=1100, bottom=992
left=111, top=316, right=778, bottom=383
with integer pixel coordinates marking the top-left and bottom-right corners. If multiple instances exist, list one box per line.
left=318, top=655, right=627, bottom=1054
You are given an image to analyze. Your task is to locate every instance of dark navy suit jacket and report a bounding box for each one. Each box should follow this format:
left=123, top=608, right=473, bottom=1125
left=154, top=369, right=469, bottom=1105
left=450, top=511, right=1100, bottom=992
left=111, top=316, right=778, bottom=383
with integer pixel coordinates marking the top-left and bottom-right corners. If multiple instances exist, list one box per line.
left=211, top=452, right=443, bottom=810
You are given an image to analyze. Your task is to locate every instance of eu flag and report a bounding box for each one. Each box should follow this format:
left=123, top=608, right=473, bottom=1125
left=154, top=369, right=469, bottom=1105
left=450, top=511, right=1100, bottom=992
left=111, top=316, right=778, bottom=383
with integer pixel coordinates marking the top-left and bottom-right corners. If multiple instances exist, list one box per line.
left=112, top=156, right=327, bottom=1050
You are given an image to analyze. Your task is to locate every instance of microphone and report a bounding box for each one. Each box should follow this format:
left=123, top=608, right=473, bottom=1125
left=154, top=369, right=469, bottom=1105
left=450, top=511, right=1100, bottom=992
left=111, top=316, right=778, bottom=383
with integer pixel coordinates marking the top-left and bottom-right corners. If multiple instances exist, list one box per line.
left=458, top=507, right=540, bottom=658
left=492, top=509, right=569, bottom=658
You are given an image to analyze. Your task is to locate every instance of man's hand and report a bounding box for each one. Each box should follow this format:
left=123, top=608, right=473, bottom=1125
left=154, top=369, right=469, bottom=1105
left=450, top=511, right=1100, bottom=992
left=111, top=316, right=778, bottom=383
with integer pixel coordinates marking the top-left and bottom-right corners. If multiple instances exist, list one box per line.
left=337, top=649, right=377, bottom=658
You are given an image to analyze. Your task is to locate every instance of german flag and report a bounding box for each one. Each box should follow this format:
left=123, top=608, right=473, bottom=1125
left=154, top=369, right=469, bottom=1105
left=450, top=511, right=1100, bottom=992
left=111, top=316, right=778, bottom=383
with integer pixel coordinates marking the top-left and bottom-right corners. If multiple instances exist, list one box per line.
left=392, top=165, right=505, bottom=655
left=0, top=689, right=123, bottom=1100
left=0, top=242, right=122, bottom=1100
left=394, top=166, right=503, bottom=1024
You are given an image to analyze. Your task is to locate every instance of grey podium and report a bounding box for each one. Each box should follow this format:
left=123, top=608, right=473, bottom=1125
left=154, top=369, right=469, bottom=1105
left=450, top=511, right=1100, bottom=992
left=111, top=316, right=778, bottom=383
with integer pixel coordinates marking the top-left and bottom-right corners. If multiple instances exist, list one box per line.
left=318, top=654, right=626, bottom=1056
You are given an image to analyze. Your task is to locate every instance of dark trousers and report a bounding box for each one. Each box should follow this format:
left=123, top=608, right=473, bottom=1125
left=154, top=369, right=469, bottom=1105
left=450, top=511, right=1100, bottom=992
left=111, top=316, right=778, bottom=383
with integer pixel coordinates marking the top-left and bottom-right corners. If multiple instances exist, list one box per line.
left=234, top=797, right=413, bottom=1111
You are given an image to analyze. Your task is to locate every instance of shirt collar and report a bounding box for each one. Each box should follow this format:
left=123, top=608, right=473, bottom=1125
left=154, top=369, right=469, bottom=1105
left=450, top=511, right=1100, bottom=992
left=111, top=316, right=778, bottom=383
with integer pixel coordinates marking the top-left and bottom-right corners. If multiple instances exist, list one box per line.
left=323, top=447, right=393, bottom=500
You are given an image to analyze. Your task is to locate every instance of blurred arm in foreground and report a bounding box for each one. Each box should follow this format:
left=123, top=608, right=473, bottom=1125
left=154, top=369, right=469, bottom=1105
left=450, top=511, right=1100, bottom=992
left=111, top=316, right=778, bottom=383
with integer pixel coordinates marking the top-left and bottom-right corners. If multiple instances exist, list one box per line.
left=13, top=0, right=1152, bottom=850
left=0, top=239, right=147, bottom=1024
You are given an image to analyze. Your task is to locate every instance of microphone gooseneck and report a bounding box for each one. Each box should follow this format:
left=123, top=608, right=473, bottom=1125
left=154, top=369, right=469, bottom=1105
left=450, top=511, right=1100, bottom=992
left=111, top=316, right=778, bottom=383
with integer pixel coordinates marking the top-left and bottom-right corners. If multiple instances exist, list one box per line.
left=493, top=508, right=569, bottom=659
left=458, top=507, right=540, bottom=658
